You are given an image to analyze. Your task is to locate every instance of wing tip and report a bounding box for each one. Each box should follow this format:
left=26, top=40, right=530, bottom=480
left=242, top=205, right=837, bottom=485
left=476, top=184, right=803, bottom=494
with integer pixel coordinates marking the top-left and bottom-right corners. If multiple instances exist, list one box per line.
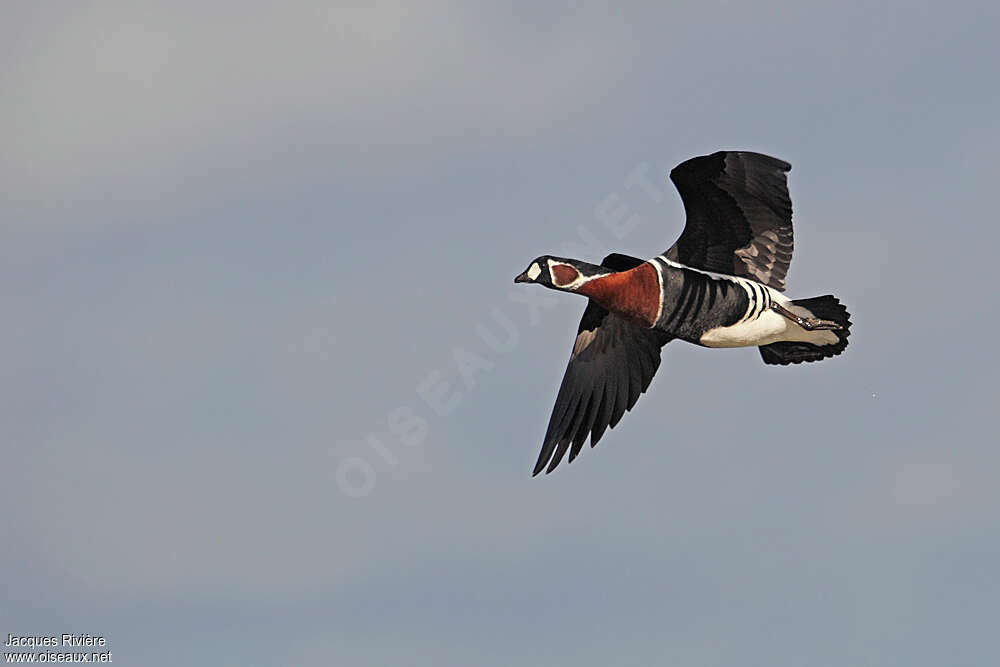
left=726, top=150, right=790, bottom=170
left=672, top=151, right=791, bottom=184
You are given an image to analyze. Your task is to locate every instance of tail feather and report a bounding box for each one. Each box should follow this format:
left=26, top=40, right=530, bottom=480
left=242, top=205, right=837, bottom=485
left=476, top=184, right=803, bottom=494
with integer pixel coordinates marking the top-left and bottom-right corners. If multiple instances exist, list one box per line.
left=759, top=295, right=852, bottom=366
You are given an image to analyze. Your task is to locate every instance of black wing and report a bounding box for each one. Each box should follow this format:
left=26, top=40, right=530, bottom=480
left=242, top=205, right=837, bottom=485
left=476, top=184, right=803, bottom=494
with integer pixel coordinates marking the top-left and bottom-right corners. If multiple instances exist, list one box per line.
left=665, top=151, right=794, bottom=291
left=533, top=254, right=672, bottom=476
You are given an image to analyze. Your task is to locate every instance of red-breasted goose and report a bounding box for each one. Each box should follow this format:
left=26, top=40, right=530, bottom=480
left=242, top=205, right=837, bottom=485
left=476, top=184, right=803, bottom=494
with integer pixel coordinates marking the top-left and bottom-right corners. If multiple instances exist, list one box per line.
left=515, top=151, right=852, bottom=475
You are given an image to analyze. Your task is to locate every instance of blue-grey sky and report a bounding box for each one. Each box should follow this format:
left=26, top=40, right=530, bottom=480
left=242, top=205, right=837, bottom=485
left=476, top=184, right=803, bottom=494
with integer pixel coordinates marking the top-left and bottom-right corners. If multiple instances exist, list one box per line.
left=3, top=2, right=998, bottom=665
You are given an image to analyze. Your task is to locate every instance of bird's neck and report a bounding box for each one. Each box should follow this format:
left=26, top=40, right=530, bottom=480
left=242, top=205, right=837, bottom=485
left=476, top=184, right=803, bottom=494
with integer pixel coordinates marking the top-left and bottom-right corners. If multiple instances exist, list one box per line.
left=576, top=262, right=661, bottom=328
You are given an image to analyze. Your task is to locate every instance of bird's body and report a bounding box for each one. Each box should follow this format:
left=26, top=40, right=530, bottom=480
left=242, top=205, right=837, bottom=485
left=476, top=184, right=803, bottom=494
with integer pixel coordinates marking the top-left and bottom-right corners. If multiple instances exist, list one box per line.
left=515, top=151, right=852, bottom=475
left=580, top=255, right=841, bottom=349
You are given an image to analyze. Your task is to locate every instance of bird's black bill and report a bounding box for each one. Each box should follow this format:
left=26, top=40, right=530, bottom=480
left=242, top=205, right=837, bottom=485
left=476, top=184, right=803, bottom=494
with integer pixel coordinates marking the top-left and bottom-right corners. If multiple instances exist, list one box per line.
left=514, top=271, right=531, bottom=284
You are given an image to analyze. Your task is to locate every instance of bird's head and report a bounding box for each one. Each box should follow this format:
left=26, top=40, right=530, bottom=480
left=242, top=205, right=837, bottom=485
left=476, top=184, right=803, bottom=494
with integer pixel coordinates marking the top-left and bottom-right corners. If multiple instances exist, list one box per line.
left=514, top=256, right=608, bottom=292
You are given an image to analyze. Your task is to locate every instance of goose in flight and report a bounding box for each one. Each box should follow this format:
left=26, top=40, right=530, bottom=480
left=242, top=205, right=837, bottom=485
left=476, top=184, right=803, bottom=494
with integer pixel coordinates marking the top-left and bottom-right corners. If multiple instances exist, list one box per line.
left=515, top=151, right=851, bottom=475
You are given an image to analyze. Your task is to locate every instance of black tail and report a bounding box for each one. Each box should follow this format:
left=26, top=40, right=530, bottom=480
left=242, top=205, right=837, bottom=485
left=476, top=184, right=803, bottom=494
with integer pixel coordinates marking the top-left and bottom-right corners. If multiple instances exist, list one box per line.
left=759, top=295, right=852, bottom=366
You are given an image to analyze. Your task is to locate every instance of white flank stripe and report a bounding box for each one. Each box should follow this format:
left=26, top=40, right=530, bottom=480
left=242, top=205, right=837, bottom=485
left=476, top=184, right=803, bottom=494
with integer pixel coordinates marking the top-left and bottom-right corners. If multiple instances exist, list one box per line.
left=658, top=255, right=837, bottom=348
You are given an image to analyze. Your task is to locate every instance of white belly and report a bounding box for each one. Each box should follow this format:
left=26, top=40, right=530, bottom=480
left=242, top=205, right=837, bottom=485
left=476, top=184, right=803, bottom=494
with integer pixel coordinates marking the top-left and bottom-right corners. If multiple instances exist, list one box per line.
left=699, top=298, right=840, bottom=348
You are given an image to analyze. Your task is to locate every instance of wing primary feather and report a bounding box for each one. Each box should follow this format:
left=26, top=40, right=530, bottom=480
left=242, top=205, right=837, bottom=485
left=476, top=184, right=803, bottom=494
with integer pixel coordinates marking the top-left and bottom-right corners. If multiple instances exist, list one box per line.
left=542, top=379, right=589, bottom=474
left=590, top=371, right=617, bottom=446
left=535, top=392, right=581, bottom=475
left=545, top=436, right=573, bottom=474
left=532, top=310, right=670, bottom=475
left=666, top=151, right=794, bottom=291
left=557, top=393, right=593, bottom=469
left=610, top=360, right=630, bottom=427
left=641, top=350, right=661, bottom=392
left=570, top=375, right=604, bottom=463
left=535, top=376, right=582, bottom=475
left=626, top=353, right=644, bottom=410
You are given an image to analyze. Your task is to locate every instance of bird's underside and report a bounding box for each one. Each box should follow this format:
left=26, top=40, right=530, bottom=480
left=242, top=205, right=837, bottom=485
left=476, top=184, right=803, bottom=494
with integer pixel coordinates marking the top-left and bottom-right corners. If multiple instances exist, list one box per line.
left=516, top=151, right=852, bottom=475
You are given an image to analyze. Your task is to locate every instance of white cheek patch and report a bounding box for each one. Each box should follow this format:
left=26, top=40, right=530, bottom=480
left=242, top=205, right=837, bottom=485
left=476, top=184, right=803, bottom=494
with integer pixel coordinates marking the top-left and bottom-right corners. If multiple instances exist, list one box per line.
left=527, top=262, right=541, bottom=281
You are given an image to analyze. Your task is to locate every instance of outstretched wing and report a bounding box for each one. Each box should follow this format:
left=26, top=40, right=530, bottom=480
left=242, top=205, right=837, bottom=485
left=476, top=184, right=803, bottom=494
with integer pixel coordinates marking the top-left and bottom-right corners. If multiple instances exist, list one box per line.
left=534, top=253, right=672, bottom=476
left=665, top=151, right=794, bottom=291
